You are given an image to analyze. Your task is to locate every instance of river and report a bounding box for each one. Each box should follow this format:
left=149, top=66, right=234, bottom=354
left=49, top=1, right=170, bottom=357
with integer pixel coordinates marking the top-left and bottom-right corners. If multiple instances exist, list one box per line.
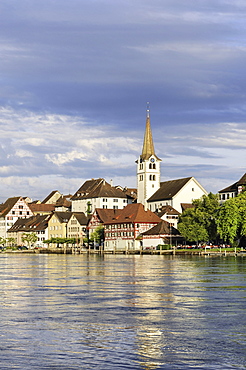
left=0, top=253, right=245, bottom=369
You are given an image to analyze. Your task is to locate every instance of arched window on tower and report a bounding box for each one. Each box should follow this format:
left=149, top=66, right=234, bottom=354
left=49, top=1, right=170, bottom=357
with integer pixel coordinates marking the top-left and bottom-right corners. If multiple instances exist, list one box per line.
left=153, top=175, right=156, bottom=181
left=153, top=163, right=156, bottom=169
left=149, top=163, right=152, bottom=169
left=149, top=175, right=152, bottom=180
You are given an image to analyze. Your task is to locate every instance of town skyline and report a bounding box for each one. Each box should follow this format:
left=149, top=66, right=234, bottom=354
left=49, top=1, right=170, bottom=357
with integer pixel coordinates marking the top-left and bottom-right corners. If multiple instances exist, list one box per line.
left=1, top=0, right=246, bottom=202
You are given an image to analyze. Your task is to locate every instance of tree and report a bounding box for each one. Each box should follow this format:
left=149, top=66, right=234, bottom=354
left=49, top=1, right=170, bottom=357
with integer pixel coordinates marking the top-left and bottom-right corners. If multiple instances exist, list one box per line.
left=178, top=193, right=220, bottom=244
left=21, top=232, right=38, bottom=248
left=217, top=192, right=246, bottom=245
left=90, top=225, right=104, bottom=245
left=6, top=237, right=16, bottom=247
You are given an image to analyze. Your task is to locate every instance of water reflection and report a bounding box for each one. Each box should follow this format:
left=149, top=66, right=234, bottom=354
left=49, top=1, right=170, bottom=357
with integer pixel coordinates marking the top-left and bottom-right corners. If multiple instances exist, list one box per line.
left=0, top=253, right=245, bottom=369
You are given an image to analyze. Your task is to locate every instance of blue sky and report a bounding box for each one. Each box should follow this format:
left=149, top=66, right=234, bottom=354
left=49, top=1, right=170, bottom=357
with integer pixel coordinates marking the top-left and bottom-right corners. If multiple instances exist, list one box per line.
left=0, top=0, right=246, bottom=202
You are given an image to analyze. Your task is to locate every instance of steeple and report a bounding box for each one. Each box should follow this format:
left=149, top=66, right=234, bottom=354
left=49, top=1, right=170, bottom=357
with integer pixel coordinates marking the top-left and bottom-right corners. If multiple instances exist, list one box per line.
left=141, top=104, right=160, bottom=160
left=137, top=104, right=161, bottom=207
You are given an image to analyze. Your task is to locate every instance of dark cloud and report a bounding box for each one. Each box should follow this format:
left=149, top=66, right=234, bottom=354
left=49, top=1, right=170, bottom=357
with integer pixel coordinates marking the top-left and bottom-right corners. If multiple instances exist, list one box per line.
left=0, top=0, right=246, bottom=201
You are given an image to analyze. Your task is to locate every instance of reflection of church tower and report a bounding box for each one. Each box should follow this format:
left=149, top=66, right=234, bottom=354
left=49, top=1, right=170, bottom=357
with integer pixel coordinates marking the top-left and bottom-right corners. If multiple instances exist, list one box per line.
left=137, top=106, right=161, bottom=207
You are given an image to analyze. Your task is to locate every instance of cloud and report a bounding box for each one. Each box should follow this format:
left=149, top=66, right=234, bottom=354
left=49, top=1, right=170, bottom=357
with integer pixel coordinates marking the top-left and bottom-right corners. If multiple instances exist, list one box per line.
left=0, top=0, right=246, bottom=201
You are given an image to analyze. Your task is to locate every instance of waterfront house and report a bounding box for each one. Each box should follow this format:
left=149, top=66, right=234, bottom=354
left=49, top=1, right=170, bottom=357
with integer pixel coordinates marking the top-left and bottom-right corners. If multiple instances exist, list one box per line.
left=104, top=203, right=161, bottom=252
left=140, top=219, right=184, bottom=249
left=0, top=197, right=33, bottom=239
left=87, top=208, right=121, bottom=238
left=66, top=212, right=88, bottom=241
left=48, top=212, right=72, bottom=241
left=7, top=214, right=51, bottom=248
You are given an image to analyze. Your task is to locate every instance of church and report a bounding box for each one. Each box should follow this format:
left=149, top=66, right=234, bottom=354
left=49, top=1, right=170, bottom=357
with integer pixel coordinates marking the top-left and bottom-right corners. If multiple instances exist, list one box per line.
left=136, top=107, right=208, bottom=213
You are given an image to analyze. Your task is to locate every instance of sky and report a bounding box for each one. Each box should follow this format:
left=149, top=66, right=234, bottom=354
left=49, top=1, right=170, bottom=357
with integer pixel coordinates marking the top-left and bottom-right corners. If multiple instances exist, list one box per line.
left=0, top=0, right=246, bottom=202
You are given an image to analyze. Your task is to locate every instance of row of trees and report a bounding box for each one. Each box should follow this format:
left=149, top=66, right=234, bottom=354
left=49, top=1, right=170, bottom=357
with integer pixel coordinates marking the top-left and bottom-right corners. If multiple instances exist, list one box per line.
left=178, top=192, right=246, bottom=247
left=0, top=233, right=38, bottom=248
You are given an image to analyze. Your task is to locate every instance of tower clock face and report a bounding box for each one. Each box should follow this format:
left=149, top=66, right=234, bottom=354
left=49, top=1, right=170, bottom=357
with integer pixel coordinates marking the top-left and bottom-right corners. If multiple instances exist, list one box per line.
left=150, top=158, right=155, bottom=163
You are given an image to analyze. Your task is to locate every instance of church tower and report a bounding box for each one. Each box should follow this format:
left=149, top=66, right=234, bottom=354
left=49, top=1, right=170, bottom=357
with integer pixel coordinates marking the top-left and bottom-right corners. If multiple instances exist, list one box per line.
left=137, top=106, right=161, bottom=207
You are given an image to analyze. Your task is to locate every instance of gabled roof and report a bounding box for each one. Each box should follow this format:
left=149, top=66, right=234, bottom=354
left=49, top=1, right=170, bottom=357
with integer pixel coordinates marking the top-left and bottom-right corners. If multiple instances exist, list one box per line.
left=55, top=196, right=71, bottom=208
left=141, top=220, right=180, bottom=236
left=71, top=178, right=127, bottom=200
left=104, top=203, right=161, bottom=224
left=219, top=173, right=246, bottom=193
left=156, top=205, right=180, bottom=217
left=72, top=212, right=88, bottom=226
left=29, top=203, right=55, bottom=213
left=0, top=197, right=24, bottom=217
left=93, top=208, right=121, bottom=224
left=41, top=190, right=61, bottom=204
left=148, top=177, right=193, bottom=202
left=181, top=203, right=194, bottom=212
left=52, top=212, right=73, bottom=223
left=8, top=214, right=51, bottom=232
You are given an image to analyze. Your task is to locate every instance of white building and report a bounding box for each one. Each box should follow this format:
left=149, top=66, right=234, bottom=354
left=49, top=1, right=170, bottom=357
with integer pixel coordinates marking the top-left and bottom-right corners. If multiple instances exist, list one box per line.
left=71, top=178, right=131, bottom=215
left=218, top=173, right=246, bottom=203
left=136, top=108, right=208, bottom=213
left=0, top=197, right=33, bottom=239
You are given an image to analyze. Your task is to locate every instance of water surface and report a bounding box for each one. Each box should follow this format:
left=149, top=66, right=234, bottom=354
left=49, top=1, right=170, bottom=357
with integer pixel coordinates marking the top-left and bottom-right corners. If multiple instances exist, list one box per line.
left=0, top=253, right=245, bottom=369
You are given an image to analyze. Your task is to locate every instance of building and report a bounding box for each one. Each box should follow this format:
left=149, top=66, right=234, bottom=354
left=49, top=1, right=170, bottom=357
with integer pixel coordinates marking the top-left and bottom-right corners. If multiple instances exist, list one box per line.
left=71, top=178, right=130, bottom=214
left=29, top=203, right=55, bottom=215
left=0, top=197, right=33, bottom=238
left=136, top=108, right=208, bottom=213
left=136, top=106, right=161, bottom=207
left=148, top=177, right=207, bottom=214
left=48, top=212, right=72, bottom=240
left=104, top=203, right=161, bottom=252
left=7, top=214, right=51, bottom=248
left=218, top=173, right=246, bottom=203
left=67, top=212, right=88, bottom=241
left=87, top=208, right=121, bottom=238
left=155, top=205, right=180, bottom=229
left=141, top=219, right=184, bottom=249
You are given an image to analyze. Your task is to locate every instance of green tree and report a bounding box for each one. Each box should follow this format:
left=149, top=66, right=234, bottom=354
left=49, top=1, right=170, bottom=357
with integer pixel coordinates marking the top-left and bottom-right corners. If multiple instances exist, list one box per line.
left=21, top=232, right=38, bottom=248
left=178, top=193, right=220, bottom=244
left=90, top=225, right=104, bottom=245
left=6, top=237, right=16, bottom=247
left=217, top=192, right=246, bottom=245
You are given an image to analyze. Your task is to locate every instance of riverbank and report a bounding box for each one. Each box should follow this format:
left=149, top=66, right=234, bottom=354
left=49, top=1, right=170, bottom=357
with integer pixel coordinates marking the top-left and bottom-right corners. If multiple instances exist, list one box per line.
left=2, top=248, right=246, bottom=257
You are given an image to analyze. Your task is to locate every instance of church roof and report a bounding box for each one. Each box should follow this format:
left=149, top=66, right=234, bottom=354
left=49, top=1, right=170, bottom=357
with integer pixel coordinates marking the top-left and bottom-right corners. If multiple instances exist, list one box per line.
left=148, top=177, right=193, bottom=202
left=140, top=108, right=161, bottom=161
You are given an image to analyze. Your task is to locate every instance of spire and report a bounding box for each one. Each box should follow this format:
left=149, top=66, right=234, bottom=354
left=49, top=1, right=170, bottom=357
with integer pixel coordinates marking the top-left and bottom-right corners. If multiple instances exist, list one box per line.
left=141, top=103, right=155, bottom=160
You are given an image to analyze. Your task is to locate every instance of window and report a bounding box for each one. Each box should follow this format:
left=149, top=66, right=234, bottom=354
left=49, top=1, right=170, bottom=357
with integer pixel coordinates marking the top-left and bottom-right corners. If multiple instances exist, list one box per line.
left=153, top=175, right=156, bottom=181
left=153, top=163, right=156, bottom=169
left=113, top=199, right=118, bottom=202
left=140, top=175, right=143, bottom=181
left=150, top=175, right=152, bottom=180
left=19, top=205, right=23, bottom=209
